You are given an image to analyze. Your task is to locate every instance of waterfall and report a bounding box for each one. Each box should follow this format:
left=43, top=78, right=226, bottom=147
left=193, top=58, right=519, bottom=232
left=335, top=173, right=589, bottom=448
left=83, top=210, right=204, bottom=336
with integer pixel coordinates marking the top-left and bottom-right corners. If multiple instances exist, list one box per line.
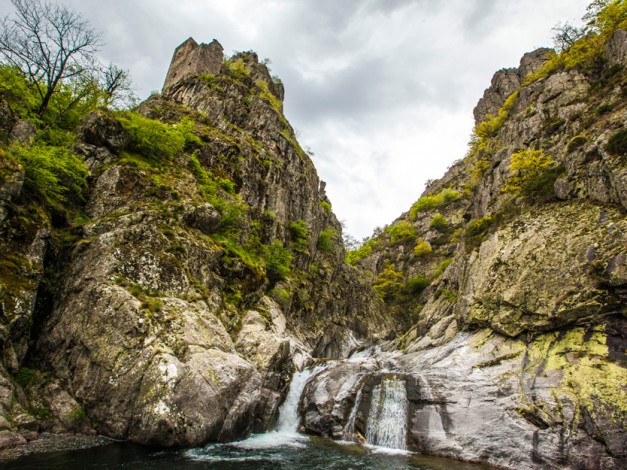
left=275, top=366, right=322, bottom=434
left=231, top=365, right=324, bottom=449
left=343, top=383, right=364, bottom=440
left=365, top=377, right=408, bottom=450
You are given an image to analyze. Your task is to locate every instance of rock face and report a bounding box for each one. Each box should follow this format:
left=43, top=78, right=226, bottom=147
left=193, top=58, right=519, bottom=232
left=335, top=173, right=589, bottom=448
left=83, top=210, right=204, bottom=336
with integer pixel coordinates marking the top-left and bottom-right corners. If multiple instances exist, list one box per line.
left=342, top=29, right=626, bottom=470
left=302, top=325, right=626, bottom=469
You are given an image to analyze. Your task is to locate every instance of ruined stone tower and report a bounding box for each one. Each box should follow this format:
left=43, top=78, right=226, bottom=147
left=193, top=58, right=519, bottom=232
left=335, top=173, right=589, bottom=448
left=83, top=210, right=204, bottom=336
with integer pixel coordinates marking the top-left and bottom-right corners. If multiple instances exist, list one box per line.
left=163, top=37, right=224, bottom=91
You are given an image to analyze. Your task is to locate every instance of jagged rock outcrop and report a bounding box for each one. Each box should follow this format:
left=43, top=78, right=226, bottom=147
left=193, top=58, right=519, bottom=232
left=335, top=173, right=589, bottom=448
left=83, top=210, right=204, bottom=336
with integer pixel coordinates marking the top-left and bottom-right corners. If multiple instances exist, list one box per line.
left=474, top=48, right=552, bottom=124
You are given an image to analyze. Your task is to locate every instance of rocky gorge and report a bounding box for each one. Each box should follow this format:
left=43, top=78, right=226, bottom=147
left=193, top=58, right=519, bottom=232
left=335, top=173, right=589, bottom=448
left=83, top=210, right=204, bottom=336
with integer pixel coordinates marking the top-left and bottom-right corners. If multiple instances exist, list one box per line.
left=0, top=3, right=625, bottom=470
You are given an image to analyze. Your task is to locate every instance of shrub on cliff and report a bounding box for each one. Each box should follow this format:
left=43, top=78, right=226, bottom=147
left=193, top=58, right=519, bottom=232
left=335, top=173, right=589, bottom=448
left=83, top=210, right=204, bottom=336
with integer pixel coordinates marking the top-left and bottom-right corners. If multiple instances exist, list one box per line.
left=388, top=220, right=416, bottom=244
left=504, top=149, right=562, bottom=200
left=12, top=144, right=88, bottom=205
left=117, top=112, right=186, bottom=161
left=409, top=188, right=461, bottom=219
left=263, top=240, right=292, bottom=284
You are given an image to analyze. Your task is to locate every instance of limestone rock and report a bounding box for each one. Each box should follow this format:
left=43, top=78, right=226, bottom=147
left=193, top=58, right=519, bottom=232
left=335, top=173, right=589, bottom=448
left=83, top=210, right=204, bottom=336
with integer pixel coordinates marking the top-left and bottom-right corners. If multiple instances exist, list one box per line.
left=606, top=29, right=627, bottom=66
left=9, top=120, right=36, bottom=145
left=0, top=101, right=16, bottom=142
left=77, top=111, right=130, bottom=153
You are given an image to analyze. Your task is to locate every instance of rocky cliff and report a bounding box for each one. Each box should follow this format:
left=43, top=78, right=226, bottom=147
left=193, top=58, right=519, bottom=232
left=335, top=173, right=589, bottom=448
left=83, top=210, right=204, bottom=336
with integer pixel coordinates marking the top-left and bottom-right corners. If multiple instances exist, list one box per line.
left=0, top=46, right=391, bottom=448
left=0, top=6, right=625, bottom=470
left=307, top=26, right=626, bottom=470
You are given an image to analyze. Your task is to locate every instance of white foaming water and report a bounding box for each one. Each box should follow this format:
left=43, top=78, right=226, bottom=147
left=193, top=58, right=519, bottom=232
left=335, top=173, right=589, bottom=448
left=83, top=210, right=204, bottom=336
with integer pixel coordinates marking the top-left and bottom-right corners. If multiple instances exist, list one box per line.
left=343, top=383, right=364, bottom=440
left=230, top=365, right=325, bottom=449
left=365, top=377, right=408, bottom=451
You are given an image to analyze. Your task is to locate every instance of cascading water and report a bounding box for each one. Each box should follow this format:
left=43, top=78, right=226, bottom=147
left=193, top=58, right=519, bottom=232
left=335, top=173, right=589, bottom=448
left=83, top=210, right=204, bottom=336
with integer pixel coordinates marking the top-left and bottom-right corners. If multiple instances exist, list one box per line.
left=275, top=367, right=322, bottom=434
left=365, top=377, right=408, bottom=450
left=225, top=365, right=325, bottom=449
left=343, top=383, right=364, bottom=440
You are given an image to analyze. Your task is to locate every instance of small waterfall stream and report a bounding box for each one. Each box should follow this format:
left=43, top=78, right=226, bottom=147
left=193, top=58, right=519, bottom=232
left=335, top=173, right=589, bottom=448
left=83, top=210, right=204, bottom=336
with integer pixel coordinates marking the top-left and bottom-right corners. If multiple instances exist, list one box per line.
left=275, top=367, right=321, bottom=434
left=227, top=365, right=325, bottom=449
left=365, top=377, right=408, bottom=450
left=343, top=382, right=364, bottom=440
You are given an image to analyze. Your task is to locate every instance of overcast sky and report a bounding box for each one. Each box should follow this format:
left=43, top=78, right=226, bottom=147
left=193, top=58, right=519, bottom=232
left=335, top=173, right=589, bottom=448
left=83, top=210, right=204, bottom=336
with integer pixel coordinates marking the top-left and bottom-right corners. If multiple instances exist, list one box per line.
left=1, top=0, right=590, bottom=240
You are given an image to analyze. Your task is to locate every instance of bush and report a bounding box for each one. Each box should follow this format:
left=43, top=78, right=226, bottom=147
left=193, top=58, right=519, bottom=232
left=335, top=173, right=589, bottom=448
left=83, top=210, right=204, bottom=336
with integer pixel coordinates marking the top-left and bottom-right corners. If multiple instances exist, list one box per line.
left=413, top=239, right=432, bottom=257
left=13, top=144, right=88, bottom=205
left=263, top=240, right=292, bottom=283
left=256, top=80, right=282, bottom=114
left=388, top=220, right=416, bottom=244
left=225, top=59, right=249, bottom=80
left=429, top=213, right=449, bottom=233
left=409, top=188, right=461, bottom=219
left=373, top=265, right=404, bottom=301
left=606, top=128, right=627, bottom=155
left=346, top=241, right=374, bottom=265
left=288, top=220, right=310, bottom=252
left=117, top=112, right=185, bottom=161
left=504, top=148, right=561, bottom=199
left=434, top=258, right=452, bottom=277
left=0, top=65, right=38, bottom=118
left=464, top=216, right=493, bottom=237
left=405, top=274, right=430, bottom=294
left=316, top=228, right=336, bottom=253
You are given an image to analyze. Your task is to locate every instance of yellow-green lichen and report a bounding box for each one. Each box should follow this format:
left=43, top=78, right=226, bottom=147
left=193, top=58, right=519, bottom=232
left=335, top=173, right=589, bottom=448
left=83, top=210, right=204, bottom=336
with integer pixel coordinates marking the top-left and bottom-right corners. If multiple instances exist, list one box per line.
left=528, top=326, right=627, bottom=425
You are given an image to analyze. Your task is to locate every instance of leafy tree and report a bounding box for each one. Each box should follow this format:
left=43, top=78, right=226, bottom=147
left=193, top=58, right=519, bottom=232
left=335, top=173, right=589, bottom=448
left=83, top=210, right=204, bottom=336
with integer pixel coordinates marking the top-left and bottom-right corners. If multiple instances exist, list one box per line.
left=0, top=0, right=102, bottom=116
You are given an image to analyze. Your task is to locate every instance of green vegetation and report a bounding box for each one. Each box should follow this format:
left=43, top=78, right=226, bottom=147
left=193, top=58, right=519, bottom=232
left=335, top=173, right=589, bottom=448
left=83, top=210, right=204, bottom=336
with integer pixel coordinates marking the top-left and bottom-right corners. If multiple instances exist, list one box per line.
left=413, top=239, right=432, bottom=257
left=288, top=220, right=310, bottom=252
left=605, top=128, right=627, bottom=155
left=388, top=220, right=416, bottom=244
left=15, top=367, right=38, bottom=388
left=409, top=188, right=461, bottom=219
left=115, top=277, right=163, bottom=314
left=316, top=228, right=336, bottom=253
left=346, top=240, right=375, bottom=265
left=200, top=73, right=225, bottom=92
left=469, top=91, right=519, bottom=181
left=0, top=65, right=38, bottom=118
left=320, top=201, right=332, bottom=212
left=433, top=258, right=452, bottom=278
left=263, top=240, right=292, bottom=284
left=524, top=0, right=627, bottom=85
left=464, top=216, right=494, bottom=237
left=405, top=274, right=430, bottom=294
left=225, top=59, right=249, bottom=80
left=117, top=112, right=186, bottom=161
left=504, top=149, right=561, bottom=200
left=12, top=144, right=88, bottom=206
left=476, top=91, right=519, bottom=140
left=373, top=265, right=404, bottom=301
left=256, top=80, right=282, bottom=114
left=429, top=213, right=449, bottom=233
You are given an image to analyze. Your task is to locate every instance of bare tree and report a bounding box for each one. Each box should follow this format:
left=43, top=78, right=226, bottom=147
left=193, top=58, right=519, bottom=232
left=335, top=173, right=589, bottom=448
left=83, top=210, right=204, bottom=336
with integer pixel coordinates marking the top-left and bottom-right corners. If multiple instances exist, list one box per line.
left=552, top=22, right=586, bottom=52
left=0, top=0, right=102, bottom=115
left=101, top=62, right=136, bottom=109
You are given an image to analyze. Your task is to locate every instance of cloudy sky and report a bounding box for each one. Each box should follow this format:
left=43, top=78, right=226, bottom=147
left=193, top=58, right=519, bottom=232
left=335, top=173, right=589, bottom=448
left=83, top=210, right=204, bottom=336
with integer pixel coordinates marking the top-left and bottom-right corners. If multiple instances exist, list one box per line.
left=2, top=0, right=590, bottom=240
